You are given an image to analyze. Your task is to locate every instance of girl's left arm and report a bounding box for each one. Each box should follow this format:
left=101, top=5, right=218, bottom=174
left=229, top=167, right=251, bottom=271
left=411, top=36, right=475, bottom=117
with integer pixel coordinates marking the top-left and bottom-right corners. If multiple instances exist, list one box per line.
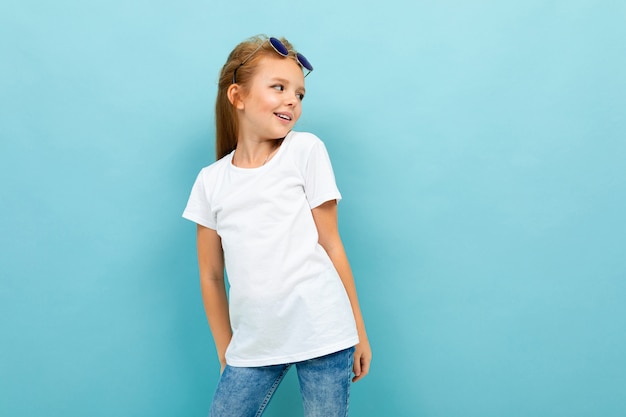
left=312, top=200, right=372, bottom=382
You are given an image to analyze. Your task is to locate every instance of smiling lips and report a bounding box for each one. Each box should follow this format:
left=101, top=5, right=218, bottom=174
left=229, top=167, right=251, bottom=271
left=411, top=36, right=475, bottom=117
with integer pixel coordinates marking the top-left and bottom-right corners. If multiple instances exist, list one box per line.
left=274, top=112, right=292, bottom=121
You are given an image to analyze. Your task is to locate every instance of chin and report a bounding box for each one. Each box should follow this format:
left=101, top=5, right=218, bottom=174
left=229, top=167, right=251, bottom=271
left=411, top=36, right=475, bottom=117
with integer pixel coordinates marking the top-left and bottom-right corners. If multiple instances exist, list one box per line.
left=271, top=128, right=292, bottom=138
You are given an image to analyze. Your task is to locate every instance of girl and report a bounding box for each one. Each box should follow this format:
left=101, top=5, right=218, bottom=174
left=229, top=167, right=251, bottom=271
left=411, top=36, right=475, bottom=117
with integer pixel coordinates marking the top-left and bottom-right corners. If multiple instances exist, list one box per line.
left=183, top=35, right=371, bottom=417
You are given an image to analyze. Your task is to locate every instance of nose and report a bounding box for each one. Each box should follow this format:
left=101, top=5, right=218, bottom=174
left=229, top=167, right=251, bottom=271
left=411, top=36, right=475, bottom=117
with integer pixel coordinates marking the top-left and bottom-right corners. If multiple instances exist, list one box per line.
left=285, top=93, right=298, bottom=106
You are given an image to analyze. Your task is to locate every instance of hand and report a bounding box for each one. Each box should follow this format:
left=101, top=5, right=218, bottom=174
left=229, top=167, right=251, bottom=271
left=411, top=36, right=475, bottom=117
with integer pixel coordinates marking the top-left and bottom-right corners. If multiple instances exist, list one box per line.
left=352, top=338, right=372, bottom=382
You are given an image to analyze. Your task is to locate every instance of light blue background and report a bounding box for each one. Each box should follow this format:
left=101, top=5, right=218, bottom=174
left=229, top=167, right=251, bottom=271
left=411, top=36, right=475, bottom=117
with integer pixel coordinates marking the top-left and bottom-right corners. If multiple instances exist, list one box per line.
left=1, top=1, right=625, bottom=416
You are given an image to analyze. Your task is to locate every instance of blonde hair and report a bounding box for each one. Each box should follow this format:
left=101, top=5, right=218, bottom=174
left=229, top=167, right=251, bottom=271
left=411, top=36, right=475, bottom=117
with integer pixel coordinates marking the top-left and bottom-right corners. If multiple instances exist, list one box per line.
left=214, top=35, right=300, bottom=159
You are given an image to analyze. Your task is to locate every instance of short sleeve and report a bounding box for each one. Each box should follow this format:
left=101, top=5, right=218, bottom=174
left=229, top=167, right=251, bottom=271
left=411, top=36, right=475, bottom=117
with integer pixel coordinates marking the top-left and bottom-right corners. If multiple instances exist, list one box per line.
left=182, top=170, right=217, bottom=229
left=304, top=140, right=342, bottom=209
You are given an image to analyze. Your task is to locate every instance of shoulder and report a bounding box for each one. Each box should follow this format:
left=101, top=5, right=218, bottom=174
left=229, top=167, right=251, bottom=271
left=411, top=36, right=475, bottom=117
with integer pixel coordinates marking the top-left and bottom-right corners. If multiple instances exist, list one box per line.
left=191, top=152, right=233, bottom=195
left=285, top=131, right=327, bottom=156
left=288, top=130, right=323, bottom=145
left=197, top=152, right=233, bottom=179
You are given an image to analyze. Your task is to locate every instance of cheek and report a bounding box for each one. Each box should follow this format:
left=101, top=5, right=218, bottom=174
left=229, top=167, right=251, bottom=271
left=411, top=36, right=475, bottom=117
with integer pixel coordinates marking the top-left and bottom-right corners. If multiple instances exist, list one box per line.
left=261, top=93, right=282, bottom=108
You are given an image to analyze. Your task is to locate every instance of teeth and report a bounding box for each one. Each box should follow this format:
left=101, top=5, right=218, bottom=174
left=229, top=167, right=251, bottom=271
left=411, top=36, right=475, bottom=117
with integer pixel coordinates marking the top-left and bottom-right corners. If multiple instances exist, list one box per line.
left=276, top=113, right=291, bottom=121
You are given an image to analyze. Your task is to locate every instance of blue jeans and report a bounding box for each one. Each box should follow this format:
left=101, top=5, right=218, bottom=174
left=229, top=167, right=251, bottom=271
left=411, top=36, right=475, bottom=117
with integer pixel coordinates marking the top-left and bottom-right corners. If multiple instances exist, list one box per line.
left=209, top=346, right=355, bottom=417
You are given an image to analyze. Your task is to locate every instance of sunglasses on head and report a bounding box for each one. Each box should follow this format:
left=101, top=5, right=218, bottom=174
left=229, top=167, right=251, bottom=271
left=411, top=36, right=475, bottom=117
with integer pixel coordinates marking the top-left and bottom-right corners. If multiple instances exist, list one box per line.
left=232, top=37, right=313, bottom=84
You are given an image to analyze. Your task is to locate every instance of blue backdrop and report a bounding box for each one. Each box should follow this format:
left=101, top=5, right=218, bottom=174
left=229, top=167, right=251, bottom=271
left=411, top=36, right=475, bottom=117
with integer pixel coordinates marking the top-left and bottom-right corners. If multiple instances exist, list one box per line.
left=2, top=1, right=625, bottom=416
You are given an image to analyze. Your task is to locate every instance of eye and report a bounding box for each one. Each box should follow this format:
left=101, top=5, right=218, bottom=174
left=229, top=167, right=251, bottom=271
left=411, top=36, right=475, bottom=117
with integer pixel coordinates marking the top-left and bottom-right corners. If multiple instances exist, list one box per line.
left=296, top=92, right=305, bottom=101
left=272, top=84, right=285, bottom=91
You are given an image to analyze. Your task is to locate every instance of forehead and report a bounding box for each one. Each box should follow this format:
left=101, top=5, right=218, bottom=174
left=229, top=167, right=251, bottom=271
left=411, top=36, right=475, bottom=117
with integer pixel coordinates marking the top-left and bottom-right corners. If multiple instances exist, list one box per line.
left=252, top=56, right=305, bottom=85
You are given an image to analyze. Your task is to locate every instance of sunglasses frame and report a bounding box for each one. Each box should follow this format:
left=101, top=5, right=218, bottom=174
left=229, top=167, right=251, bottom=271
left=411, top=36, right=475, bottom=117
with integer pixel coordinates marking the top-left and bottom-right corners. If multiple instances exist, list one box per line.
left=232, top=37, right=313, bottom=84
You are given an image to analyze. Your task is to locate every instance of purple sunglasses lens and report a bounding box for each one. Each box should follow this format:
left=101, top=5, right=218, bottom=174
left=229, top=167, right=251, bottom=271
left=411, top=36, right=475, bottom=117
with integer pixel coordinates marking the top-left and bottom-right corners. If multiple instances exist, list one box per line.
left=269, top=37, right=289, bottom=56
left=296, top=52, right=313, bottom=72
left=269, top=37, right=313, bottom=72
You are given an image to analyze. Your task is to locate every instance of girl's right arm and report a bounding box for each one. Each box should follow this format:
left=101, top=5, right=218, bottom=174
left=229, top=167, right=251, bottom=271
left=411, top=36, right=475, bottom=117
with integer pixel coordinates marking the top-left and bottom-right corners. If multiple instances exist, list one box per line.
left=196, top=224, right=232, bottom=373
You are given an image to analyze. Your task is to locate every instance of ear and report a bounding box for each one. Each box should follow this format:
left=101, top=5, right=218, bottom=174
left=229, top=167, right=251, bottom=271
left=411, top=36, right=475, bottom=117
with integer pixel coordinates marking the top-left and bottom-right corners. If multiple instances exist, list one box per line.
left=227, top=84, right=245, bottom=110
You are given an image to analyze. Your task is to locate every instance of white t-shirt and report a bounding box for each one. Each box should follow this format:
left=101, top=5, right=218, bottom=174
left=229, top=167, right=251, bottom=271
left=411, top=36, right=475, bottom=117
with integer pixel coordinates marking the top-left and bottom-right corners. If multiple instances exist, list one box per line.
left=183, top=131, right=359, bottom=367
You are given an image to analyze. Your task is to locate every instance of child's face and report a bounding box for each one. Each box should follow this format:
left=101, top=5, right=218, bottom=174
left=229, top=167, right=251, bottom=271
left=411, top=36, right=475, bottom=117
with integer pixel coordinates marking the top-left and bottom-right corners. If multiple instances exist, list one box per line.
left=237, top=56, right=305, bottom=141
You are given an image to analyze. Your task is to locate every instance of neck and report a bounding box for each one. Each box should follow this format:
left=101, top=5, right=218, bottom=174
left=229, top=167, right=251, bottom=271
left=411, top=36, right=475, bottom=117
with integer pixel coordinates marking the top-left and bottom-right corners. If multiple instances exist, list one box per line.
left=233, top=138, right=283, bottom=168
